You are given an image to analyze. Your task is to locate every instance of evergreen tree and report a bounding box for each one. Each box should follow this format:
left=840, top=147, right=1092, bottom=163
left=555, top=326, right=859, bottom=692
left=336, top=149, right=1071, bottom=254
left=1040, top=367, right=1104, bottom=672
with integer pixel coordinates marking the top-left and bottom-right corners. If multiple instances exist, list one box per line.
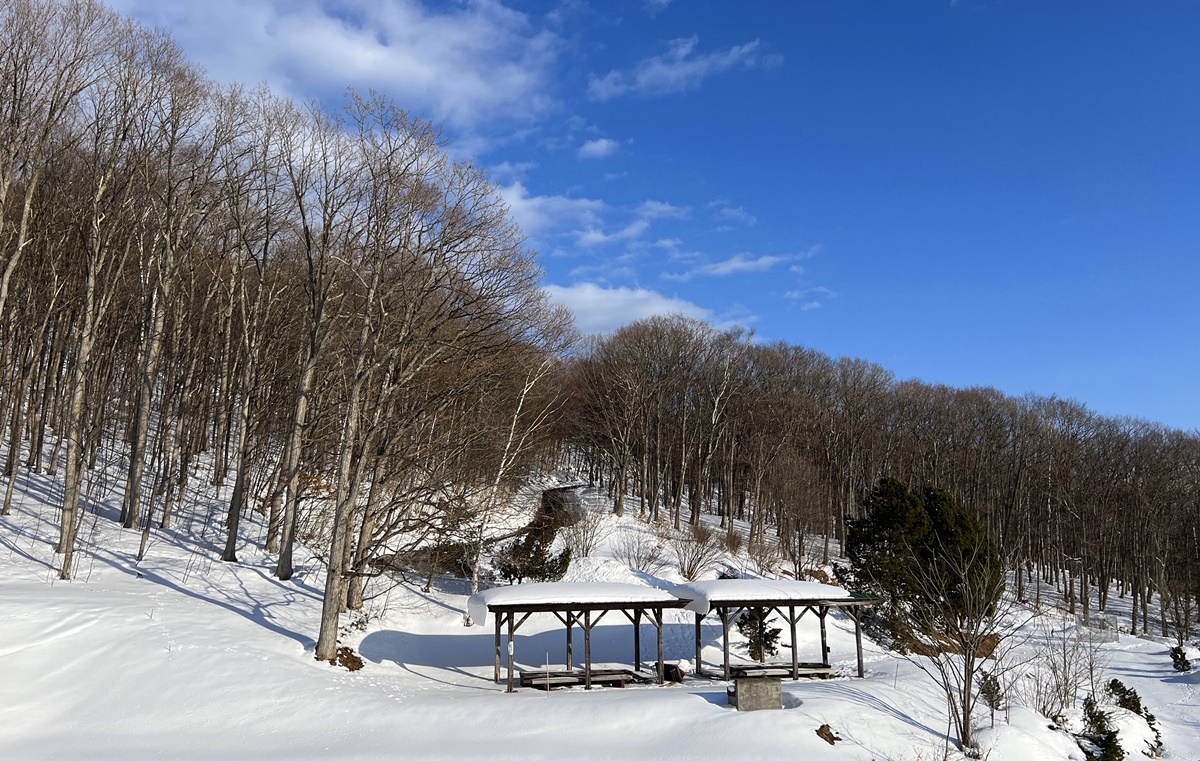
left=735, top=608, right=781, bottom=662
left=495, top=525, right=571, bottom=584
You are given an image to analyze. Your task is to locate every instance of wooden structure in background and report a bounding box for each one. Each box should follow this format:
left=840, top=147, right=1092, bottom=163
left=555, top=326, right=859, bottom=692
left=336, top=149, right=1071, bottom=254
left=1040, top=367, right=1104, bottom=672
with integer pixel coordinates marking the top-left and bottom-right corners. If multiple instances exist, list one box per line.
left=670, top=579, right=879, bottom=680
left=468, top=582, right=691, bottom=692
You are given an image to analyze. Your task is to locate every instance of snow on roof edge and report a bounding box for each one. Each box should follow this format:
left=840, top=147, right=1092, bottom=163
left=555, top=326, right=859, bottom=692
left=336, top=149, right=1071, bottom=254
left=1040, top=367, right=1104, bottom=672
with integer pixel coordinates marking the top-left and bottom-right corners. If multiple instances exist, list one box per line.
left=466, top=582, right=683, bottom=626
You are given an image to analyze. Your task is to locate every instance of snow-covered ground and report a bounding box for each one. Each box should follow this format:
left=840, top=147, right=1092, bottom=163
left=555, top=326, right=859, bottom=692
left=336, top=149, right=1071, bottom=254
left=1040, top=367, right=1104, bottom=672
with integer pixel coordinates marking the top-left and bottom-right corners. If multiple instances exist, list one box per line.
left=1, top=467, right=1197, bottom=761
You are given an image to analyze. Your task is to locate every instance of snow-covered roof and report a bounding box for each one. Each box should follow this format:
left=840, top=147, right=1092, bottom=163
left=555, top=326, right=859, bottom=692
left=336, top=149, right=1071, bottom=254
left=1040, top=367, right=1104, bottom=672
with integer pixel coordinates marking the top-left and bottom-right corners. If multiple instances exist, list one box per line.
left=669, top=579, right=855, bottom=615
left=467, top=582, right=685, bottom=625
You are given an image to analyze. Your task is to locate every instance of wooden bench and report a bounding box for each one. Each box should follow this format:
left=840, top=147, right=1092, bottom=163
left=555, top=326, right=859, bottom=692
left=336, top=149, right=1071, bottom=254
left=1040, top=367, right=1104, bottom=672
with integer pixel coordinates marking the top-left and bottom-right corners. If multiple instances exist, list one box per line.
left=519, top=668, right=651, bottom=689
left=729, top=662, right=834, bottom=680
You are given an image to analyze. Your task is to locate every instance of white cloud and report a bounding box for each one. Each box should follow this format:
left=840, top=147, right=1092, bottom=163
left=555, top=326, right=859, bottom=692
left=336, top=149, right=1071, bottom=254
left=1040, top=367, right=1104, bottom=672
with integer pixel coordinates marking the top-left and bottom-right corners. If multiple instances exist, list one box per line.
left=499, top=182, right=604, bottom=239
left=588, top=36, right=777, bottom=101
left=709, top=202, right=757, bottom=228
left=637, top=200, right=690, bottom=220
left=663, top=253, right=788, bottom=281
left=785, top=286, right=838, bottom=311
left=577, top=138, right=620, bottom=159
left=645, top=0, right=673, bottom=16
left=107, top=0, right=560, bottom=133
left=544, top=283, right=711, bottom=335
left=577, top=219, right=651, bottom=247
left=489, top=161, right=536, bottom=183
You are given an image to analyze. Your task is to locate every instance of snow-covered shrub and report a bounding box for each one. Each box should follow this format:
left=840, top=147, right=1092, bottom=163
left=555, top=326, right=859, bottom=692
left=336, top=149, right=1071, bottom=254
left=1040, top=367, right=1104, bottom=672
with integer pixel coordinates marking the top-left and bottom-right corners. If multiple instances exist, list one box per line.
left=722, top=529, right=743, bottom=555
left=1013, top=621, right=1107, bottom=721
left=671, top=523, right=723, bottom=581
left=1081, top=694, right=1123, bottom=761
left=747, top=536, right=783, bottom=576
left=1107, top=679, right=1163, bottom=756
left=1169, top=645, right=1191, bottom=672
left=559, top=507, right=609, bottom=558
left=612, top=527, right=667, bottom=575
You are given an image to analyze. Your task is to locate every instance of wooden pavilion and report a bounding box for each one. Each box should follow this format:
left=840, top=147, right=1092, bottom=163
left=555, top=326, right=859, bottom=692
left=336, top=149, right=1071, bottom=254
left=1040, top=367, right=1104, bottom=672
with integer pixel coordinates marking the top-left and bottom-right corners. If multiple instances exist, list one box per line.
left=468, top=582, right=691, bottom=692
left=669, top=579, right=879, bottom=680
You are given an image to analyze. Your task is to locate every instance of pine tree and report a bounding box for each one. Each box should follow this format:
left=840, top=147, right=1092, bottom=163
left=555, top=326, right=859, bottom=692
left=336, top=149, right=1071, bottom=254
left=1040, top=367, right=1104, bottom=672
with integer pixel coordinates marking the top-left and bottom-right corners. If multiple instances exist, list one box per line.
left=736, top=608, right=781, bottom=662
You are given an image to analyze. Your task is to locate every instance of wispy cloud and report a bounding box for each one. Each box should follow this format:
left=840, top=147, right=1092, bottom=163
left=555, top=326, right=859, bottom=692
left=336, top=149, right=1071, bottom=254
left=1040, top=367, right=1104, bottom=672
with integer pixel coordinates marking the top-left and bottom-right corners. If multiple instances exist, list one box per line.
left=588, top=36, right=778, bottom=101
left=708, top=200, right=757, bottom=228
left=577, top=219, right=651, bottom=247
left=544, top=282, right=711, bottom=335
left=577, top=138, right=620, bottom=159
left=662, top=253, right=788, bottom=281
left=644, top=0, right=673, bottom=16
left=785, top=285, right=839, bottom=311
left=572, top=198, right=689, bottom=248
left=637, top=200, right=690, bottom=220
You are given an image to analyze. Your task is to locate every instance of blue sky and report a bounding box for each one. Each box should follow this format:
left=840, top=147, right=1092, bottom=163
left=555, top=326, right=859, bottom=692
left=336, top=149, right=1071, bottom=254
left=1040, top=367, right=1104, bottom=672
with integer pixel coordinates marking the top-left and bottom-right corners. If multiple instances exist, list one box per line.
left=107, top=0, right=1200, bottom=430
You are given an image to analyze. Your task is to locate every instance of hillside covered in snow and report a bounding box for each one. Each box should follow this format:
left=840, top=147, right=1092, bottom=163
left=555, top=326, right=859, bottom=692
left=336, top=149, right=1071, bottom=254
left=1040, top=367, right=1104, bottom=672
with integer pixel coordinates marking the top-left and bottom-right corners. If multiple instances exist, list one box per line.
left=2, top=468, right=1197, bottom=761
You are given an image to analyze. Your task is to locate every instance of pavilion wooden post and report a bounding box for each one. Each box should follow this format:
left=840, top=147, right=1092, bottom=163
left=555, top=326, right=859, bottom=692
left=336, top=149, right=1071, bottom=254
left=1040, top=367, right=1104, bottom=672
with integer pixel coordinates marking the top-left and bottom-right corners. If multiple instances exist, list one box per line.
left=720, top=608, right=731, bottom=681
left=583, top=610, right=593, bottom=690
left=694, top=612, right=703, bottom=677
left=757, top=607, right=766, bottom=664
left=654, top=608, right=665, bottom=684
left=819, top=607, right=830, bottom=667
left=566, top=612, right=574, bottom=670
left=494, top=612, right=502, bottom=683
left=633, top=608, right=641, bottom=668
left=506, top=612, right=516, bottom=693
left=789, top=605, right=799, bottom=679
left=852, top=608, right=864, bottom=678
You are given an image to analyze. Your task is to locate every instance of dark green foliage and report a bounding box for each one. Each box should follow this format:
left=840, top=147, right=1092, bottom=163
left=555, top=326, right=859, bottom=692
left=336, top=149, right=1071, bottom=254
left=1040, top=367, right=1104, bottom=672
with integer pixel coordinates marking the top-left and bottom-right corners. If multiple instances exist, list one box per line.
left=845, top=477, right=930, bottom=604
left=735, top=608, right=781, bottom=662
left=980, top=670, right=1002, bottom=718
left=1107, top=678, right=1142, bottom=715
left=495, top=525, right=571, bottom=584
left=1169, top=645, right=1192, bottom=672
left=1107, top=679, right=1163, bottom=755
left=1082, top=695, right=1124, bottom=761
left=844, top=478, right=1002, bottom=646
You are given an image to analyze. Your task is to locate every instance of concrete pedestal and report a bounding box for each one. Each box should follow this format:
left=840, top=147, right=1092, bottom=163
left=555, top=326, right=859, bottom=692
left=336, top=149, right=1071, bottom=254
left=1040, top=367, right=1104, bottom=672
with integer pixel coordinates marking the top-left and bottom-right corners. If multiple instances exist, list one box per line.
left=728, top=677, right=782, bottom=711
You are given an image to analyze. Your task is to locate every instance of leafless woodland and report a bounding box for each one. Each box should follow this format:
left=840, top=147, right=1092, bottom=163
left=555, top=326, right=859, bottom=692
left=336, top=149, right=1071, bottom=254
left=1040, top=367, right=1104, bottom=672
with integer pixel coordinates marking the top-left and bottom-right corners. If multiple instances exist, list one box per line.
left=2, top=1, right=1197, bottom=657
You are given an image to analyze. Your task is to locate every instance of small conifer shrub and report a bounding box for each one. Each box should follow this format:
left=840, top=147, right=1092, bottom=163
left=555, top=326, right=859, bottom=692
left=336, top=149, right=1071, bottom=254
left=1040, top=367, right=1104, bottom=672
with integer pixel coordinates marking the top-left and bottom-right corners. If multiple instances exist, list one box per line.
left=736, top=607, right=782, bottom=662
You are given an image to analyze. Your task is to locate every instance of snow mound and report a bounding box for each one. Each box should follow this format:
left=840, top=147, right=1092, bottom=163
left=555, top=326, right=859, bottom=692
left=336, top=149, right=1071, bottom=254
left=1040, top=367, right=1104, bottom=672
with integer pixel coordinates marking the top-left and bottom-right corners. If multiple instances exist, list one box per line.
left=561, top=556, right=658, bottom=586
left=974, top=707, right=1088, bottom=761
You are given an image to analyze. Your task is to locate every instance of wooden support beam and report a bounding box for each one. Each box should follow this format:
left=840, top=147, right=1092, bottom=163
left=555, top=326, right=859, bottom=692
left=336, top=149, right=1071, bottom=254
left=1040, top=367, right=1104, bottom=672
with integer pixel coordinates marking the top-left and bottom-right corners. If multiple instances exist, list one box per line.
left=853, top=609, right=864, bottom=678
left=494, top=613, right=502, bottom=684
left=566, top=612, right=574, bottom=669
left=720, top=608, right=731, bottom=681
left=655, top=608, right=664, bottom=684
left=584, top=610, right=593, bottom=690
left=633, top=608, right=641, bottom=668
left=694, top=612, right=703, bottom=677
left=819, top=607, right=829, bottom=668
left=506, top=612, right=516, bottom=693
left=757, top=607, right=766, bottom=664
left=789, top=604, right=798, bottom=680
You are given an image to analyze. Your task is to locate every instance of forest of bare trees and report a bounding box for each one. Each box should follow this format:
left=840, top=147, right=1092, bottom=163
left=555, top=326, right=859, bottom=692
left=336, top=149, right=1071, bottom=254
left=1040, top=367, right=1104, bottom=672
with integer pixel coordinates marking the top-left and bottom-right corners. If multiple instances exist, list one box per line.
left=2, top=0, right=1197, bottom=660
left=565, top=315, right=1200, bottom=645
left=0, top=0, right=572, bottom=659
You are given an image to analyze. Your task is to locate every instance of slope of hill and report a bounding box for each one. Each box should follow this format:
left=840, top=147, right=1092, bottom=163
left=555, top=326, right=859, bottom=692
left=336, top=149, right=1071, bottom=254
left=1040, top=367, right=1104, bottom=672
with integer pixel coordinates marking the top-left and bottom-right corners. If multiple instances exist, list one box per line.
left=1, top=468, right=1196, bottom=761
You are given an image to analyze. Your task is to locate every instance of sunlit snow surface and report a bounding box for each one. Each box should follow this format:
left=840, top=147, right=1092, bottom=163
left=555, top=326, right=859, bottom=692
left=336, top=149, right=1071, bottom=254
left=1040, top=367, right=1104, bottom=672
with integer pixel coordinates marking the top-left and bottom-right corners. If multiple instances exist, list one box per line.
left=467, top=581, right=679, bottom=625
left=0, top=467, right=1197, bottom=761
left=670, top=578, right=852, bottom=614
